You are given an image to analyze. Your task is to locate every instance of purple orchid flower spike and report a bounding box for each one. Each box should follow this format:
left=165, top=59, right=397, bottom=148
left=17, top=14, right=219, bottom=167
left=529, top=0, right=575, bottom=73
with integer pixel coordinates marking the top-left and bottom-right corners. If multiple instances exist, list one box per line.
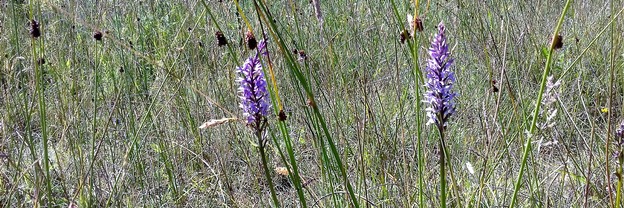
left=237, top=39, right=271, bottom=126
left=424, top=22, right=456, bottom=129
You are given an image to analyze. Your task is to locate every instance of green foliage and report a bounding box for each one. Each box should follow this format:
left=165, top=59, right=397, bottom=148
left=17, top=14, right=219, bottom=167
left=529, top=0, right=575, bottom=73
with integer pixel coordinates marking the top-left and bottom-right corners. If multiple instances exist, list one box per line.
left=0, top=0, right=623, bottom=207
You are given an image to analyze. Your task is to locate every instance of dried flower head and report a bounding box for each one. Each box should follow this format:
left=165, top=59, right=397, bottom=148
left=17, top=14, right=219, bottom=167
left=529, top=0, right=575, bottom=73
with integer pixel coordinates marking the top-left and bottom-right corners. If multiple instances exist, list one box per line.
left=29, top=19, right=41, bottom=38
left=278, top=109, right=287, bottom=121
left=198, top=117, right=238, bottom=129
left=237, top=39, right=271, bottom=125
left=400, top=29, right=409, bottom=44
left=424, top=22, right=456, bottom=128
left=93, top=30, right=103, bottom=41
left=491, top=79, right=499, bottom=93
left=414, top=17, right=424, bottom=32
left=407, top=14, right=423, bottom=34
left=215, top=31, right=227, bottom=47
left=245, top=30, right=257, bottom=50
left=542, top=75, right=561, bottom=106
left=553, top=34, right=563, bottom=49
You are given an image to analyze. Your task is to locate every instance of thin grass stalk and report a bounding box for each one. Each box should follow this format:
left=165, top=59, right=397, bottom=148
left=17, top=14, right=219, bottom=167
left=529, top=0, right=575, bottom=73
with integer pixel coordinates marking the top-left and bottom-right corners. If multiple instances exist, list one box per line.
left=257, top=132, right=281, bottom=207
left=439, top=127, right=447, bottom=208
left=508, top=1, right=572, bottom=207
left=409, top=13, right=426, bottom=208
left=582, top=83, right=596, bottom=208
left=159, top=140, right=178, bottom=200
left=441, top=137, right=462, bottom=207
left=618, top=157, right=623, bottom=208
left=286, top=0, right=304, bottom=49
left=388, top=1, right=425, bottom=207
left=476, top=8, right=496, bottom=206
left=414, top=28, right=426, bottom=208
left=559, top=6, right=624, bottom=80
left=186, top=6, right=245, bottom=204
left=27, top=4, right=53, bottom=206
left=88, top=32, right=102, bottom=206
left=7, top=4, right=27, bottom=207
left=607, top=0, right=620, bottom=206
left=268, top=124, right=307, bottom=207
left=27, top=33, right=45, bottom=208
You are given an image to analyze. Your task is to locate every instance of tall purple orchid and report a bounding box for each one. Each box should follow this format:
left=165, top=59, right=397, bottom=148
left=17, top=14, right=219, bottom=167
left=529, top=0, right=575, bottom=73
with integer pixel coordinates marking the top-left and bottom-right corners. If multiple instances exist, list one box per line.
left=236, top=38, right=281, bottom=207
left=424, top=22, right=456, bottom=129
left=423, top=22, right=456, bottom=208
left=237, top=39, right=271, bottom=128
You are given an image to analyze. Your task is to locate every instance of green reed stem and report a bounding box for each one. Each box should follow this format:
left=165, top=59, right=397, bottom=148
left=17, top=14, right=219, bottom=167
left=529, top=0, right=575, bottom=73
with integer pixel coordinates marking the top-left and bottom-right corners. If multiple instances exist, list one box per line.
left=258, top=132, right=281, bottom=208
left=27, top=2, right=52, bottom=205
left=388, top=1, right=425, bottom=206
left=509, top=1, right=571, bottom=207
left=439, top=127, right=447, bottom=208
left=617, top=156, right=623, bottom=208
left=607, top=0, right=620, bottom=207
left=252, top=1, right=308, bottom=205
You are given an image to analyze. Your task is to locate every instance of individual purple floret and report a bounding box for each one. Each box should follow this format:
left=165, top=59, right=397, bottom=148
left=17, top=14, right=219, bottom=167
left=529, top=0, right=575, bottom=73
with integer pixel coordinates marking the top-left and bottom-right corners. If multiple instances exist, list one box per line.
left=237, top=39, right=271, bottom=125
left=424, top=22, right=456, bottom=128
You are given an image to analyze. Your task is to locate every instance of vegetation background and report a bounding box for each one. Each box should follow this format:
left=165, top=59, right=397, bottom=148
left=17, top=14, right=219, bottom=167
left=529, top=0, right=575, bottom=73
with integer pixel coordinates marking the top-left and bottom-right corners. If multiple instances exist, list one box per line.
left=0, top=0, right=623, bottom=207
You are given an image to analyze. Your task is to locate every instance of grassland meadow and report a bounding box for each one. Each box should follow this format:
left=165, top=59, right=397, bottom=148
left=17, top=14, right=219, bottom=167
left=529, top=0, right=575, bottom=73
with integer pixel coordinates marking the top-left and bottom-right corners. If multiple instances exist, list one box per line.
left=1, top=0, right=624, bottom=207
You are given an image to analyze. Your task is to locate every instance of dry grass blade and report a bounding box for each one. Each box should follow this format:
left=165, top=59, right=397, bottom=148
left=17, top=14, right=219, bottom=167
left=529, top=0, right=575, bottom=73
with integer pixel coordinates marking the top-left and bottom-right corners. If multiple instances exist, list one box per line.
left=199, top=117, right=238, bottom=129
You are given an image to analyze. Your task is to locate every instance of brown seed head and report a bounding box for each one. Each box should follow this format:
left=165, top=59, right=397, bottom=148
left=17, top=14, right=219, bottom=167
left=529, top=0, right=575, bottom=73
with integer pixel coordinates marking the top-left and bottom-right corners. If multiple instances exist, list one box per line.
left=491, top=79, right=499, bottom=93
left=414, top=17, right=423, bottom=32
left=215, top=31, right=227, bottom=47
left=278, top=109, right=287, bottom=121
left=245, top=30, right=257, bottom=50
left=37, top=58, right=46, bottom=66
left=399, top=29, right=409, bottom=44
left=29, top=19, right=41, bottom=38
left=93, top=31, right=103, bottom=41
left=553, top=34, right=563, bottom=49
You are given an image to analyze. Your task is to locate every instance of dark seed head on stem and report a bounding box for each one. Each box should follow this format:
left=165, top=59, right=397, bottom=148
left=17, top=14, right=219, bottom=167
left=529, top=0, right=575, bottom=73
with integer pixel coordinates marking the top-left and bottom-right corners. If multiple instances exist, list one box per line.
left=215, top=31, right=227, bottom=47
left=93, top=31, right=103, bottom=41
left=491, top=79, right=499, bottom=93
left=414, top=17, right=424, bottom=32
left=29, top=19, right=41, bottom=38
left=278, top=109, right=287, bottom=121
left=552, top=34, right=563, bottom=49
left=399, top=29, right=409, bottom=44
left=245, top=30, right=257, bottom=50
left=37, top=58, right=46, bottom=66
